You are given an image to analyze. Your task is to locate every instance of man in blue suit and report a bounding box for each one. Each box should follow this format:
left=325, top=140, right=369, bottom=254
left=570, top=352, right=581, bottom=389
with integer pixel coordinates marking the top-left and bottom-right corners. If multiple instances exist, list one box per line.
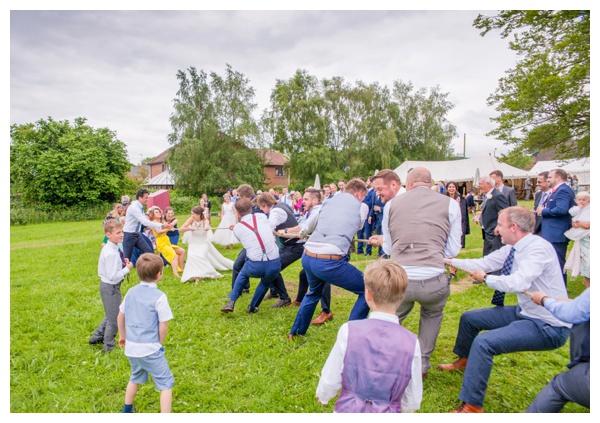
left=536, top=168, right=576, bottom=285
left=371, top=191, right=385, bottom=257
left=356, top=176, right=376, bottom=255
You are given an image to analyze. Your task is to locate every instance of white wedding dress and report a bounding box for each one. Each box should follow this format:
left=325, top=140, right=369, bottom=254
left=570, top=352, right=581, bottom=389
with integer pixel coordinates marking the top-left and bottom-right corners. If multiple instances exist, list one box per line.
left=211, top=202, right=239, bottom=246
left=180, top=220, right=234, bottom=282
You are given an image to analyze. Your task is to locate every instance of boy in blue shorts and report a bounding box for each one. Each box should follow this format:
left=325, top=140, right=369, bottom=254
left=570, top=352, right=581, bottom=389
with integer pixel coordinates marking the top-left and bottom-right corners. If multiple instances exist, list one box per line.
left=117, top=253, right=174, bottom=413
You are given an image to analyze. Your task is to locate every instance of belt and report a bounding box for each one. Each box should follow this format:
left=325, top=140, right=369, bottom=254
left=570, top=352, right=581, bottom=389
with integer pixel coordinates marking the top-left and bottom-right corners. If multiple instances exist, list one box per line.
left=304, top=250, right=344, bottom=260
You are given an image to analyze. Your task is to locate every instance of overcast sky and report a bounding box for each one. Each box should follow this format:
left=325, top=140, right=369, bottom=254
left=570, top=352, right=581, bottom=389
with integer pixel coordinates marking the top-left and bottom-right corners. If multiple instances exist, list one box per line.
left=8, top=5, right=559, bottom=166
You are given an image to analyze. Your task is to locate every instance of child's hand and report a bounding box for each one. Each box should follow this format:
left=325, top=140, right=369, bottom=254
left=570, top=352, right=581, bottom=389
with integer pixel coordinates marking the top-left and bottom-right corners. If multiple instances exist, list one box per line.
left=315, top=395, right=327, bottom=406
left=118, top=338, right=126, bottom=348
left=125, top=259, right=133, bottom=270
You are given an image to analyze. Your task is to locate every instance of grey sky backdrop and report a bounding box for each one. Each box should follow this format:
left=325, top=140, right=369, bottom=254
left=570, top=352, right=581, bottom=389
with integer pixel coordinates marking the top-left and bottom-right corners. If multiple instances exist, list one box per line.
left=10, top=8, right=532, bottom=167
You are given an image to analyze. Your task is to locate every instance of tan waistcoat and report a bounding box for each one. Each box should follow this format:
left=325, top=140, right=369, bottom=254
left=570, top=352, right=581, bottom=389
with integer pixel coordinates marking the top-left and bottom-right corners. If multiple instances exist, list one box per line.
left=388, top=187, right=451, bottom=268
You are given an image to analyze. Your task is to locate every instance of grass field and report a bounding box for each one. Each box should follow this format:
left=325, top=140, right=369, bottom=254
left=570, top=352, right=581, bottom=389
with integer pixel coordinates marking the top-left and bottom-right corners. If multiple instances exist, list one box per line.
left=9, top=205, right=588, bottom=413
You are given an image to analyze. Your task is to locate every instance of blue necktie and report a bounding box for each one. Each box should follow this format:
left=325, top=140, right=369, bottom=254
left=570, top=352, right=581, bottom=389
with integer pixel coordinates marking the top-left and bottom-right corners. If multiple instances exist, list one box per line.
left=491, top=247, right=515, bottom=306
left=118, top=248, right=126, bottom=268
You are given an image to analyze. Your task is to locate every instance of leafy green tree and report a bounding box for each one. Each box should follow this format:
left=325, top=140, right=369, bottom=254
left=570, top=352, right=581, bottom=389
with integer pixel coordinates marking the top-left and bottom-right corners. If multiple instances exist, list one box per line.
left=390, top=80, right=457, bottom=161
left=168, top=66, right=265, bottom=196
left=474, top=10, right=590, bottom=159
left=10, top=117, right=131, bottom=207
left=262, top=69, right=331, bottom=188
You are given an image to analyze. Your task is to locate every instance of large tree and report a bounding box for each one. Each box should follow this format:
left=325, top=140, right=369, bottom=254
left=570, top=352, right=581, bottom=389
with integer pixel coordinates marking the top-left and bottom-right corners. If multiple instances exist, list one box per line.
left=474, top=10, right=590, bottom=159
left=263, top=70, right=457, bottom=188
left=10, top=117, right=131, bottom=207
left=168, top=66, right=265, bottom=195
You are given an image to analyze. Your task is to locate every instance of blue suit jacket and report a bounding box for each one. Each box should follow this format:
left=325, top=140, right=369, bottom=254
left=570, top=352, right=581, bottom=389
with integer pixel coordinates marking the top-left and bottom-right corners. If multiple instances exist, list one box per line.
left=363, top=188, right=376, bottom=214
left=540, top=183, right=576, bottom=243
left=370, top=194, right=384, bottom=223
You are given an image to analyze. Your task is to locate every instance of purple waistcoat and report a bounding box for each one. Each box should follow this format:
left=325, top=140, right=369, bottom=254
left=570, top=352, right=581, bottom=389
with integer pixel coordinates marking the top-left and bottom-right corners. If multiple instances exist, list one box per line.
left=335, top=318, right=417, bottom=413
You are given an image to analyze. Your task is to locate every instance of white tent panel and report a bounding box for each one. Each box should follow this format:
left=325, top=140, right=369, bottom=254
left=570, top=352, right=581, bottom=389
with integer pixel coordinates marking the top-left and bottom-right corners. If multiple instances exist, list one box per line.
left=393, top=154, right=536, bottom=184
left=529, top=158, right=590, bottom=186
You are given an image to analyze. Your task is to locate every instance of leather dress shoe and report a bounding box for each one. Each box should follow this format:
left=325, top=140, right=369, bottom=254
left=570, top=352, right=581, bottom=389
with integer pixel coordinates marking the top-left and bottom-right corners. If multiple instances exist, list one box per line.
left=89, top=336, right=104, bottom=345
left=289, top=301, right=302, bottom=307
left=242, top=289, right=250, bottom=294
left=451, top=402, right=483, bottom=413
left=264, top=292, right=279, bottom=300
left=437, top=357, right=468, bottom=371
left=221, top=300, right=235, bottom=313
left=286, top=334, right=297, bottom=340
left=270, top=298, right=291, bottom=308
left=247, top=306, right=259, bottom=314
left=311, top=311, right=333, bottom=325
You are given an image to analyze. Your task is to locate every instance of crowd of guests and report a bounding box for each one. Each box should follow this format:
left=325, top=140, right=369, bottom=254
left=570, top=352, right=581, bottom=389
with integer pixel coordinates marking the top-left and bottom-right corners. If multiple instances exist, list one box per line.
left=93, top=167, right=589, bottom=413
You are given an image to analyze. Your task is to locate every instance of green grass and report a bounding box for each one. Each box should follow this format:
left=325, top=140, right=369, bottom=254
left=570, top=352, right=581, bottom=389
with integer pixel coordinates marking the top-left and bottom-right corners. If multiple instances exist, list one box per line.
left=10, top=211, right=588, bottom=413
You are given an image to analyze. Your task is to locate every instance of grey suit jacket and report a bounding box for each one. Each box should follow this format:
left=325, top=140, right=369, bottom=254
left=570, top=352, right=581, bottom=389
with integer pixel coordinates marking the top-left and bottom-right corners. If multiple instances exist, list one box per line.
left=533, top=190, right=550, bottom=234
left=500, top=185, right=518, bottom=207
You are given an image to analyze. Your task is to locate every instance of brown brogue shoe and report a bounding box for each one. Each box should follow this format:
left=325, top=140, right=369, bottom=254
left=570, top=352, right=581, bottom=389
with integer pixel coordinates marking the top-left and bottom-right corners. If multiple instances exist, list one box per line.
left=437, top=357, right=468, bottom=371
left=451, top=402, right=483, bottom=413
left=310, top=311, right=333, bottom=325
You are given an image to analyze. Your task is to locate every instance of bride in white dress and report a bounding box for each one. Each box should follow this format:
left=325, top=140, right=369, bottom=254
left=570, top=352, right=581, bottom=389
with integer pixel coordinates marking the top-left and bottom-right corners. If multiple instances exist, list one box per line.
left=211, top=193, right=239, bottom=249
left=179, top=205, right=234, bottom=283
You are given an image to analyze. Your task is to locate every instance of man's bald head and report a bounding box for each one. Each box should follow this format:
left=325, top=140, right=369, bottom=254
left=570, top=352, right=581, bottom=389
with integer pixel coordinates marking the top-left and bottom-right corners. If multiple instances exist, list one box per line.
left=406, top=167, right=432, bottom=189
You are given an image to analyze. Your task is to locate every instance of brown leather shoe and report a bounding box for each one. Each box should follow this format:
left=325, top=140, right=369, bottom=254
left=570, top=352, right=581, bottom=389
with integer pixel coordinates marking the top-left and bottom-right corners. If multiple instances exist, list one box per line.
left=220, top=300, right=235, bottom=313
left=451, top=402, right=483, bottom=413
left=289, top=301, right=302, bottom=307
left=437, top=357, right=468, bottom=371
left=286, top=334, right=297, bottom=341
left=311, top=311, right=333, bottom=325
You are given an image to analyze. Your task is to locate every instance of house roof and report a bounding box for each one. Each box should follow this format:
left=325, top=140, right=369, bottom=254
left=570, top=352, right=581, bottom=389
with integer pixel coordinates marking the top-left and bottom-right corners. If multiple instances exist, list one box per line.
left=144, top=170, right=175, bottom=187
left=146, top=147, right=171, bottom=165
left=259, top=149, right=288, bottom=166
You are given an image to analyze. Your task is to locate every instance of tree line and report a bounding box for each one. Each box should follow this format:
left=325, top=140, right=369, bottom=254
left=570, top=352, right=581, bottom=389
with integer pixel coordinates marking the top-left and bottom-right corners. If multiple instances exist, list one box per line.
left=168, top=66, right=458, bottom=195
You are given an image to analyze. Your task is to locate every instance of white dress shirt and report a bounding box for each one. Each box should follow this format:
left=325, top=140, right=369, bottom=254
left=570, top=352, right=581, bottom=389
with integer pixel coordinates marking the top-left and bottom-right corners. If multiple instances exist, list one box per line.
left=316, top=311, right=423, bottom=412
left=233, top=213, right=279, bottom=261
left=297, top=204, right=322, bottom=243
left=122, top=200, right=163, bottom=233
left=382, top=186, right=406, bottom=255
left=451, top=234, right=571, bottom=328
left=98, top=241, right=130, bottom=284
left=265, top=206, right=288, bottom=231
left=383, top=187, right=462, bottom=279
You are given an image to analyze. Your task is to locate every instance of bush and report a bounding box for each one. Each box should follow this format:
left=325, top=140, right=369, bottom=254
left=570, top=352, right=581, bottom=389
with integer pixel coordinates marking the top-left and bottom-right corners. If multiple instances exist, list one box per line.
left=168, top=192, right=198, bottom=215
left=9, top=201, right=111, bottom=226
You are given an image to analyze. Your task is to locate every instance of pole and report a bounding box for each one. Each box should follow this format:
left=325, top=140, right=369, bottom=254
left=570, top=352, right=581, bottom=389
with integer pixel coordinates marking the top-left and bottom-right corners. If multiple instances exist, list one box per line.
left=463, top=133, right=466, bottom=158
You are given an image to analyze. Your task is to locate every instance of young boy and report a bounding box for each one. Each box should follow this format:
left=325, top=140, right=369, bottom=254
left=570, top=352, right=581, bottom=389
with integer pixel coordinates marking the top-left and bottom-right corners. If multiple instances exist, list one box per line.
left=117, top=253, right=174, bottom=413
left=316, top=259, right=422, bottom=412
left=221, top=198, right=281, bottom=313
left=90, top=219, right=133, bottom=353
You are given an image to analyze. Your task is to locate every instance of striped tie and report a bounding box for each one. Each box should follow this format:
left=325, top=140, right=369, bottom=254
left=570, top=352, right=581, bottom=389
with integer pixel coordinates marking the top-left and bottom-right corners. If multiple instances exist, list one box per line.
left=491, top=247, right=515, bottom=306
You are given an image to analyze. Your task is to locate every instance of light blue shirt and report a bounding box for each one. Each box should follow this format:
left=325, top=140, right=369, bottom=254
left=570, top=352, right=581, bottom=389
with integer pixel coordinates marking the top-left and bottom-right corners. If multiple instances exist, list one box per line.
left=122, top=200, right=163, bottom=233
left=452, top=234, right=571, bottom=328
left=544, top=288, right=590, bottom=325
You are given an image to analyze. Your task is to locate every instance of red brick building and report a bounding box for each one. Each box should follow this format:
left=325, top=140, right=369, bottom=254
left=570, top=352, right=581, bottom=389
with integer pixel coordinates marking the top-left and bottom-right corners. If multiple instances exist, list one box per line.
left=146, top=147, right=289, bottom=189
left=259, top=149, right=289, bottom=188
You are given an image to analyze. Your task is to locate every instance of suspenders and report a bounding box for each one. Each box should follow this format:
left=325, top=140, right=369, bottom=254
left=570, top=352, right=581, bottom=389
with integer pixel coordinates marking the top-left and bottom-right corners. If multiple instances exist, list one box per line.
left=240, top=215, right=268, bottom=260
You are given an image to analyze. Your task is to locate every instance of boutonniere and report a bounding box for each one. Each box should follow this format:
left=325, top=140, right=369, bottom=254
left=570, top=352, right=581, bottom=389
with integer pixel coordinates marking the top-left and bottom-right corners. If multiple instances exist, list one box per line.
left=486, top=193, right=493, bottom=200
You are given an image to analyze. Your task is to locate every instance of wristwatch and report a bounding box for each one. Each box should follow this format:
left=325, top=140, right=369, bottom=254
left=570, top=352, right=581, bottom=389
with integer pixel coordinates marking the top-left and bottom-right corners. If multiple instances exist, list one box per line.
left=482, top=275, right=488, bottom=284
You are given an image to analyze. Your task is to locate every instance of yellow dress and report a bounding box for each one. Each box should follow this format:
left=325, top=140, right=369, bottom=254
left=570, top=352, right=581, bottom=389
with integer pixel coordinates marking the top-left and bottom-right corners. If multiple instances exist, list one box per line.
left=152, top=229, right=182, bottom=272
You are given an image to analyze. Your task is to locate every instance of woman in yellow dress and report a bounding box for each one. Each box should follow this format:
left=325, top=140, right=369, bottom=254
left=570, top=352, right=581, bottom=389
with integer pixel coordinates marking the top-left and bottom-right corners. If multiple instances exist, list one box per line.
left=148, top=206, right=186, bottom=278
